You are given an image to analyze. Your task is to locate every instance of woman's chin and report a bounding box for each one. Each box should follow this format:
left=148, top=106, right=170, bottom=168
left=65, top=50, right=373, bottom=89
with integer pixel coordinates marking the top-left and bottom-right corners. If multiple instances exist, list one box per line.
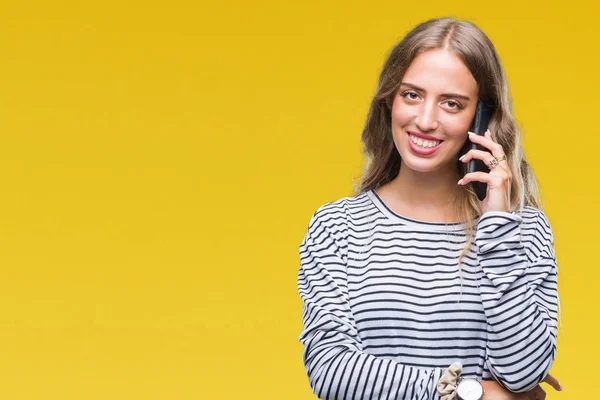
left=400, top=154, right=442, bottom=173
left=400, top=153, right=457, bottom=175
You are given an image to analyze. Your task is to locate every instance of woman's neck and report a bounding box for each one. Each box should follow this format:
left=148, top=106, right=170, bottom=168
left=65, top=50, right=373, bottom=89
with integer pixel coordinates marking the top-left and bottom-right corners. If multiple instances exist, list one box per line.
left=379, top=161, right=462, bottom=222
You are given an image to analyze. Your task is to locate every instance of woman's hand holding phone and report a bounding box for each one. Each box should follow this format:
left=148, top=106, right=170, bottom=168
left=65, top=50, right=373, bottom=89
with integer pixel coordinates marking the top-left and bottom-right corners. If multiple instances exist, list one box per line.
left=458, top=129, right=512, bottom=215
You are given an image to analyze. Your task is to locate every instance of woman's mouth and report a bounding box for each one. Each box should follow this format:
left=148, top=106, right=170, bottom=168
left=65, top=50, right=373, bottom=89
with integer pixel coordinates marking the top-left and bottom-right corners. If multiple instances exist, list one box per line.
left=407, top=132, right=443, bottom=155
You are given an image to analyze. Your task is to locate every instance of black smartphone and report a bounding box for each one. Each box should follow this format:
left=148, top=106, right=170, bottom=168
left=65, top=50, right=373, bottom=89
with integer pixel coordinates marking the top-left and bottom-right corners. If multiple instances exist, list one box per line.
left=462, top=100, right=493, bottom=201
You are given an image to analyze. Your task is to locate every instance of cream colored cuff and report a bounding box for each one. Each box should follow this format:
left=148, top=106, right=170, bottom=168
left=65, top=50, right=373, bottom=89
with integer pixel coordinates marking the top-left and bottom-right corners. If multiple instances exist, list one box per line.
left=436, top=361, right=463, bottom=400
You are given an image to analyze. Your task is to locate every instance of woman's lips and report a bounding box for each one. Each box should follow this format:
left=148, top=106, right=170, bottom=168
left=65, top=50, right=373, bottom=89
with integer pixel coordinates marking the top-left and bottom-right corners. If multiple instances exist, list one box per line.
left=407, top=132, right=442, bottom=156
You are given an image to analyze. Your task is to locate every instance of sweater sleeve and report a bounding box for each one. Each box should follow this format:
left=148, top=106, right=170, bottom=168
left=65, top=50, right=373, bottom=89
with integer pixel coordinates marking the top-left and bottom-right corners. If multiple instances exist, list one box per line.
left=475, top=208, right=559, bottom=392
left=297, top=208, right=438, bottom=400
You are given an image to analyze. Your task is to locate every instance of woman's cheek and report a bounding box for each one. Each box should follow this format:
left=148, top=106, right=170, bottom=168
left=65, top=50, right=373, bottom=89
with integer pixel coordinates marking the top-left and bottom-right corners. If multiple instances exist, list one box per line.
left=392, top=108, right=415, bottom=127
left=443, top=116, right=471, bottom=138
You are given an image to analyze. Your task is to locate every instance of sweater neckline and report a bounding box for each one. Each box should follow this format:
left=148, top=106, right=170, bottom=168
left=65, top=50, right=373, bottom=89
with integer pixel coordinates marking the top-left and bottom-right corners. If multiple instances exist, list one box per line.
left=366, top=189, right=475, bottom=232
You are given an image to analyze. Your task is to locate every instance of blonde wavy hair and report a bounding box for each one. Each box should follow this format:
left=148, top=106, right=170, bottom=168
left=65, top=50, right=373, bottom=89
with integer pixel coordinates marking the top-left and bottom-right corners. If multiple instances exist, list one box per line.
left=354, top=17, right=541, bottom=264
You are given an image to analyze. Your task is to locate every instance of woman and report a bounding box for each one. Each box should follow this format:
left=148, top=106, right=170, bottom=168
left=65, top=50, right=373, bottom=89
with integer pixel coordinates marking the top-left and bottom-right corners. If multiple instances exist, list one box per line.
left=297, top=18, right=562, bottom=400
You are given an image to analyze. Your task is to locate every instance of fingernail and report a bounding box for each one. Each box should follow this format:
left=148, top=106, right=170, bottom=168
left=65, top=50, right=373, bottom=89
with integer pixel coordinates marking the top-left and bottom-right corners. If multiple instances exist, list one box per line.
left=559, top=385, right=564, bottom=391
left=459, top=154, right=466, bottom=161
left=467, top=131, right=475, bottom=135
left=457, top=179, right=464, bottom=185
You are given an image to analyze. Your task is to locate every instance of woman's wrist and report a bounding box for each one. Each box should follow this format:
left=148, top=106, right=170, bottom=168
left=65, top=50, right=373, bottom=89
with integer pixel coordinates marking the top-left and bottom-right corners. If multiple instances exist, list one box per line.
left=480, top=380, right=514, bottom=400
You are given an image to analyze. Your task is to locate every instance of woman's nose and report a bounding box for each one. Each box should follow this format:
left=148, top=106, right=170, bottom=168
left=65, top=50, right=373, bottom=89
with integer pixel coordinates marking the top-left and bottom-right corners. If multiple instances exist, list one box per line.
left=415, top=102, right=439, bottom=131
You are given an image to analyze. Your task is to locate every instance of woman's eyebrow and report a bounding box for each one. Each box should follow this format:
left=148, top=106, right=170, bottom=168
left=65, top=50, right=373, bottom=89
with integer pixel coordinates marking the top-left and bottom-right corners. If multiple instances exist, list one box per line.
left=400, top=82, right=472, bottom=101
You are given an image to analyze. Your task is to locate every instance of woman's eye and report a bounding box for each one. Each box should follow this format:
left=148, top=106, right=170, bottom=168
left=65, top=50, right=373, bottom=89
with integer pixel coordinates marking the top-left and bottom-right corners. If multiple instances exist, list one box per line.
left=400, top=91, right=464, bottom=110
left=401, top=91, right=420, bottom=100
left=444, top=100, right=463, bottom=110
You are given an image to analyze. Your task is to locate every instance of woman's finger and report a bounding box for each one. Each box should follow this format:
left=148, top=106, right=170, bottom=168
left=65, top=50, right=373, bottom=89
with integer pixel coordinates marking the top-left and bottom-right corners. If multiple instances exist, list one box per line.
left=467, top=130, right=507, bottom=164
left=542, top=373, right=563, bottom=391
left=459, top=149, right=503, bottom=169
left=458, top=171, right=507, bottom=187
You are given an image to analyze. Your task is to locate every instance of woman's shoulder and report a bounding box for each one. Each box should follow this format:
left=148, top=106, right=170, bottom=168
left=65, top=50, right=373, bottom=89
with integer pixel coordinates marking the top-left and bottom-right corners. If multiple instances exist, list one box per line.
left=308, top=191, right=371, bottom=227
left=516, top=206, right=553, bottom=231
left=515, top=206, right=555, bottom=249
left=313, top=192, right=371, bottom=220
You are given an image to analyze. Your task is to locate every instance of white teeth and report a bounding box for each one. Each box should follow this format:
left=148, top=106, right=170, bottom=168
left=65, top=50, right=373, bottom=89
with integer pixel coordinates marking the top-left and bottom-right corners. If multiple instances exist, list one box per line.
left=410, top=134, right=439, bottom=148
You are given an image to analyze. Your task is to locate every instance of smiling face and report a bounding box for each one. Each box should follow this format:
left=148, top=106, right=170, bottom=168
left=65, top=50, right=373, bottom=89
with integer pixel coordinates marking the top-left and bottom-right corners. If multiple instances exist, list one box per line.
left=390, top=48, right=479, bottom=175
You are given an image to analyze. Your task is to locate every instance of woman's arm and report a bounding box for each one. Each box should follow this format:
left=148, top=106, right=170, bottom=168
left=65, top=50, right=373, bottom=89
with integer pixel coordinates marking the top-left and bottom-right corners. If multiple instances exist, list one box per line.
left=481, top=380, right=536, bottom=399
left=298, top=207, right=437, bottom=400
left=476, top=208, right=559, bottom=392
left=482, top=373, right=563, bottom=400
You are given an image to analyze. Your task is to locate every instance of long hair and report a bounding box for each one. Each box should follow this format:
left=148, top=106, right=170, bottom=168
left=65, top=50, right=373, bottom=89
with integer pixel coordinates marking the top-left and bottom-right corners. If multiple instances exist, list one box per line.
left=354, top=17, right=541, bottom=264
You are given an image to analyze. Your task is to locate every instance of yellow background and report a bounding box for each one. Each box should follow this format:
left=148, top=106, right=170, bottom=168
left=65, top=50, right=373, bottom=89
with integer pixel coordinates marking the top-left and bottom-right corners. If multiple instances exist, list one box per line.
left=0, top=0, right=596, bottom=398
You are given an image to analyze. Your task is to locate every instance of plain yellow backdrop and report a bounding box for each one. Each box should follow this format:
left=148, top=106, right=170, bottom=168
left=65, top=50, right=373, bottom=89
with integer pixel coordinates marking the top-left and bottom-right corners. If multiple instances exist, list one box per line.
left=0, top=0, right=597, bottom=398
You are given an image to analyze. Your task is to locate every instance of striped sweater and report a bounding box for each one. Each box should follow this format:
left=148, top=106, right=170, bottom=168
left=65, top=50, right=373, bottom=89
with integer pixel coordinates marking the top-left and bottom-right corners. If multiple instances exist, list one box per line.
left=297, top=189, right=558, bottom=400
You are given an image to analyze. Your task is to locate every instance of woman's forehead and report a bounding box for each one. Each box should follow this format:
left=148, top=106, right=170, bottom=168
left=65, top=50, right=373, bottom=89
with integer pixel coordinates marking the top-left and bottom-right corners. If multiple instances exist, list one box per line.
left=402, top=49, right=478, bottom=96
